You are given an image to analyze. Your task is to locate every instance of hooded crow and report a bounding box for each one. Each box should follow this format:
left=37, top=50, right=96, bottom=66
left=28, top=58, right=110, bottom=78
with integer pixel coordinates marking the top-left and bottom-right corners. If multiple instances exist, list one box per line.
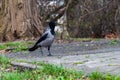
left=29, top=21, right=56, bottom=56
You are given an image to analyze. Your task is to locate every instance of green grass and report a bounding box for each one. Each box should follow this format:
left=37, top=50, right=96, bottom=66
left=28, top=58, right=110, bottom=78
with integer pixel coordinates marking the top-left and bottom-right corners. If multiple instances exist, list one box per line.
left=0, top=61, right=84, bottom=80
left=89, top=71, right=120, bottom=80
left=0, top=57, right=120, bottom=80
left=74, top=61, right=84, bottom=65
left=0, top=55, right=9, bottom=62
left=0, top=41, right=33, bottom=52
left=109, top=39, right=119, bottom=45
left=0, top=56, right=10, bottom=65
left=0, top=56, right=11, bottom=70
left=1, top=63, right=120, bottom=80
left=2, top=71, right=120, bottom=80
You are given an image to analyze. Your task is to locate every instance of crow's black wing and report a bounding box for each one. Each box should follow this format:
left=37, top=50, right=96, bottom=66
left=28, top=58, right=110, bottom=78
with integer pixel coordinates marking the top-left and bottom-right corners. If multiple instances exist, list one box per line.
left=35, top=33, right=48, bottom=45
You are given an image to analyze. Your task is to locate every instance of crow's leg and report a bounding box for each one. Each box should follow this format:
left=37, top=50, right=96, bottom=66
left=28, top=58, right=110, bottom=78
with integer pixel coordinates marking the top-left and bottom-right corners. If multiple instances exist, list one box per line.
left=47, top=46, right=52, bottom=56
left=40, top=47, right=43, bottom=56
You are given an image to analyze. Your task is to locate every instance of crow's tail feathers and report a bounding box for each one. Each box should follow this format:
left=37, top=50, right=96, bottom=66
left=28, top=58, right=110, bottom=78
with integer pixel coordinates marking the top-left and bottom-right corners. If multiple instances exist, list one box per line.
left=29, top=45, right=38, bottom=51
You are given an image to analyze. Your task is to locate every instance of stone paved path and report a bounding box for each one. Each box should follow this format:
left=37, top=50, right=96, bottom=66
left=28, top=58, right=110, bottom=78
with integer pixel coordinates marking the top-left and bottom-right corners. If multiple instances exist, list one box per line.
left=10, top=50, right=120, bottom=75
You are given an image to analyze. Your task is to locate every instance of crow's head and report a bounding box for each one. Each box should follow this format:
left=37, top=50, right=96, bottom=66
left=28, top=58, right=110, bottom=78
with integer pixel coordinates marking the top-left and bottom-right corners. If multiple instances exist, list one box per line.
left=49, top=21, right=56, bottom=30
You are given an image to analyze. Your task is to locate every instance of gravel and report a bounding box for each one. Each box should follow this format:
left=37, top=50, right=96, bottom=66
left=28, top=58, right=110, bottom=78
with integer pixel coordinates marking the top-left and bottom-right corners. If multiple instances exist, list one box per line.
left=3, top=39, right=120, bottom=58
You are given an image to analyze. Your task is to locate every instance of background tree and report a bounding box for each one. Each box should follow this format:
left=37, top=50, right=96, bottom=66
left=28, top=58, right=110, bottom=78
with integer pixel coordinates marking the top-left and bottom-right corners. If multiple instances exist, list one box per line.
left=66, top=0, right=120, bottom=38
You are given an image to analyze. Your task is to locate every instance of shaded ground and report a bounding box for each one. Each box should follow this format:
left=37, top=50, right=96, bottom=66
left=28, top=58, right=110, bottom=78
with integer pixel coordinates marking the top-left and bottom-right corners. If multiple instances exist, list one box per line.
left=2, top=39, right=120, bottom=74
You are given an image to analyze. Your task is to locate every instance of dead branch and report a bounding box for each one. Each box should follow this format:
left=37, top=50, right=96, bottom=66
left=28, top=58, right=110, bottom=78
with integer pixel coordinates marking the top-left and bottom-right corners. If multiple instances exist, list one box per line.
left=11, top=61, right=42, bottom=70
left=45, top=5, right=65, bottom=20
left=45, top=0, right=72, bottom=21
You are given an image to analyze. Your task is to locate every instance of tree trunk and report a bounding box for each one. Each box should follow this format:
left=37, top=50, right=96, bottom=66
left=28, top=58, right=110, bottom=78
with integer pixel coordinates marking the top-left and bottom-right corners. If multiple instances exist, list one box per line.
left=0, top=0, right=43, bottom=42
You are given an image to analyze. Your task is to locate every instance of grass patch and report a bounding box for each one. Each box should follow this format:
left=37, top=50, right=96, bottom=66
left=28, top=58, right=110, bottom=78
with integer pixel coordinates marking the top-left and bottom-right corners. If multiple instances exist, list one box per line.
left=0, top=41, right=33, bottom=52
left=1, top=70, right=120, bottom=80
left=108, top=39, right=119, bottom=45
left=74, top=61, right=84, bottom=65
left=0, top=60, right=84, bottom=80
left=0, top=56, right=10, bottom=65
left=0, top=56, right=11, bottom=70
left=0, top=57, right=120, bottom=80
left=89, top=71, right=120, bottom=80
left=39, top=63, right=83, bottom=79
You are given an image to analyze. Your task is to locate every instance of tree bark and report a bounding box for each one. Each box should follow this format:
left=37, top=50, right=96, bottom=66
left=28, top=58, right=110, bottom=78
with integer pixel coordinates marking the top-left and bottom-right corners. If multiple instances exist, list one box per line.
left=0, top=0, right=43, bottom=42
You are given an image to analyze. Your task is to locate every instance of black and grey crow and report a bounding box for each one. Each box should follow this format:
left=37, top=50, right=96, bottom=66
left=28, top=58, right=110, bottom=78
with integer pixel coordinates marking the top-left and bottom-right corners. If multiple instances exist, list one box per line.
left=29, top=21, right=56, bottom=56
